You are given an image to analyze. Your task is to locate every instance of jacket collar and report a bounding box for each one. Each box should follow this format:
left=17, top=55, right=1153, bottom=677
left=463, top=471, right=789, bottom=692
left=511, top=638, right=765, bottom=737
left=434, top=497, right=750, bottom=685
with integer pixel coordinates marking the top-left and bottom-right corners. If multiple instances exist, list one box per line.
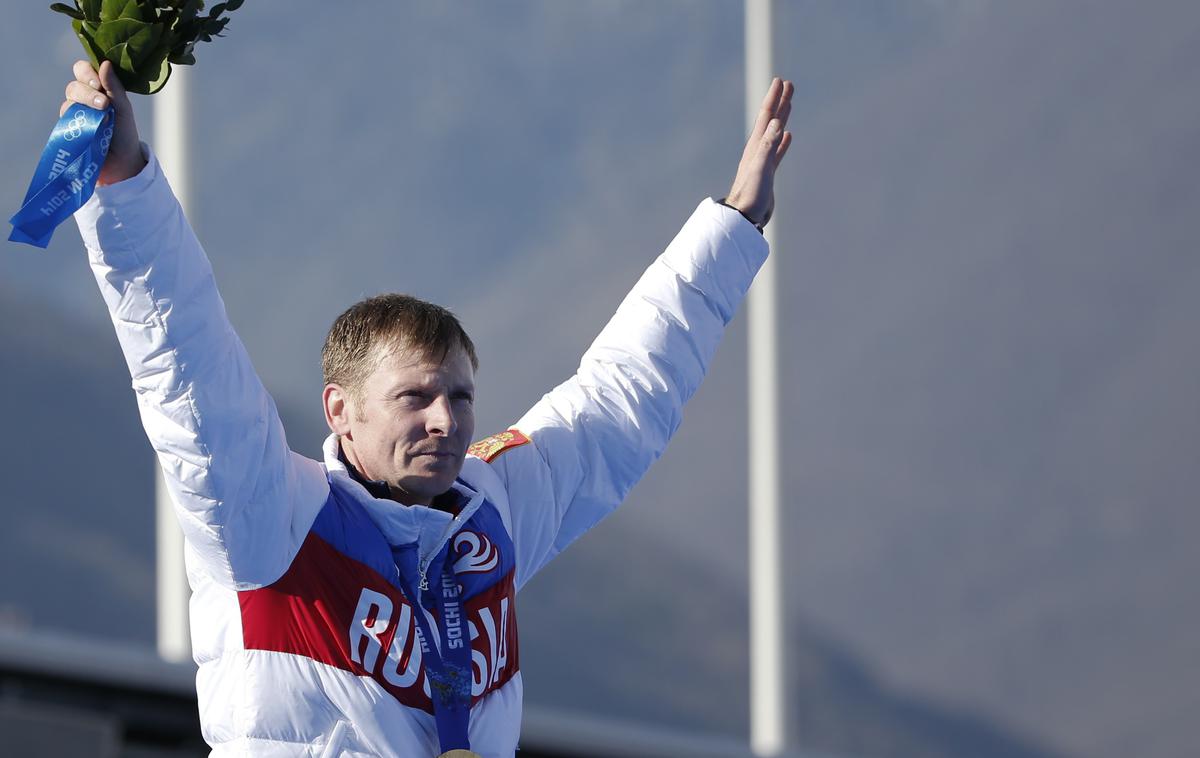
left=322, top=434, right=484, bottom=566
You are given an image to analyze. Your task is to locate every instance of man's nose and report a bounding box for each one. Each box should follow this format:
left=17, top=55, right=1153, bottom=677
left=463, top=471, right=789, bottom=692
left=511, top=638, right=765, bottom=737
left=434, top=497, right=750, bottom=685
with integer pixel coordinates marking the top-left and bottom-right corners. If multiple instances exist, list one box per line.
left=425, top=395, right=458, bottom=436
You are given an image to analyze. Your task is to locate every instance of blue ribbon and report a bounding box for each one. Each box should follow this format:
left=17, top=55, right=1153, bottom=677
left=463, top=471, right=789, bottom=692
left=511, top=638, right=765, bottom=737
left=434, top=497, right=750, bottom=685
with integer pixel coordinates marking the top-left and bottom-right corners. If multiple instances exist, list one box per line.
left=394, top=548, right=474, bottom=753
left=9, top=103, right=115, bottom=249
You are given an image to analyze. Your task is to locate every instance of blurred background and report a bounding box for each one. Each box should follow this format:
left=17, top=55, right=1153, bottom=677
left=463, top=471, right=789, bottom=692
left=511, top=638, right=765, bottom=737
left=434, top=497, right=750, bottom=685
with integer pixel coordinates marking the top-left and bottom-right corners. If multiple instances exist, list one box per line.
left=2, top=2, right=1198, bottom=757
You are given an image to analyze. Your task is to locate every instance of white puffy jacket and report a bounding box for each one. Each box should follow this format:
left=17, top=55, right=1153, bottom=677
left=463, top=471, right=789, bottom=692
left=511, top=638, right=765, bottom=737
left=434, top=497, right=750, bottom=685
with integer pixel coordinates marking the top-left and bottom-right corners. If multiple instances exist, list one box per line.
left=75, top=147, right=768, bottom=757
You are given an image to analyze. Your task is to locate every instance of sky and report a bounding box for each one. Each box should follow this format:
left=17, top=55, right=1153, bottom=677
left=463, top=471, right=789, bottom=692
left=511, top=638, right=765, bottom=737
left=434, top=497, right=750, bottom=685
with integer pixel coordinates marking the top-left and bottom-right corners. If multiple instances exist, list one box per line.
left=3, top=3, right=1199, bottom=758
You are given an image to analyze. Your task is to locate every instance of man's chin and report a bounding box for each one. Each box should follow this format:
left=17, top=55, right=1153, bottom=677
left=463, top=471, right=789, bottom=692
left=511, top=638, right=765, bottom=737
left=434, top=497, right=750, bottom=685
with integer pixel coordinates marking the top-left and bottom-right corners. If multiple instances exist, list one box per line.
left=413, top=455, right=463, bottom=479
left=394, top=467, right=462, bottom=505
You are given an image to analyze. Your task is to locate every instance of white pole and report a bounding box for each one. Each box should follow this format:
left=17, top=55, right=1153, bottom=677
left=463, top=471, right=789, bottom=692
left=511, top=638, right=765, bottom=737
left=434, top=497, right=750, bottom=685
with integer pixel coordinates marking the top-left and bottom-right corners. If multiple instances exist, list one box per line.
left=153, top=66, right=192, bottom=663
left=746, top=0, right=787, bottom=755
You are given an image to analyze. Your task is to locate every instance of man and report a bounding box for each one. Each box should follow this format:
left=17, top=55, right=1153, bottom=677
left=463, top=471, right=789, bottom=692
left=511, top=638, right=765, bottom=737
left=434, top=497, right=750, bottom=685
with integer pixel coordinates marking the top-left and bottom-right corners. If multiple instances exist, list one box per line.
left=64, top=59, right=792, bottom=757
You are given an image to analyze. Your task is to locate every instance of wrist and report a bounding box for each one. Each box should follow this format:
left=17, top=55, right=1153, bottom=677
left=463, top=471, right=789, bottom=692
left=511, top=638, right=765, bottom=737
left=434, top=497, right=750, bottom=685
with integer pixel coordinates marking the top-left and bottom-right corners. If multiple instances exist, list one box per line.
left=98, top=148, right=148, bottom=187
left=717, top=197, right=765, bottom=234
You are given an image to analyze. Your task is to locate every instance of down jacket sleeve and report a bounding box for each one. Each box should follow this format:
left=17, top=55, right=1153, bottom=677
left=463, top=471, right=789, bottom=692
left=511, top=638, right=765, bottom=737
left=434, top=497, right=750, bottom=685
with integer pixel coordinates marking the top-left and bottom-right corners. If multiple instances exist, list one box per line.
left=486, top=198, right=769, bottom=589
left=75, top=148, right=330, bottom=590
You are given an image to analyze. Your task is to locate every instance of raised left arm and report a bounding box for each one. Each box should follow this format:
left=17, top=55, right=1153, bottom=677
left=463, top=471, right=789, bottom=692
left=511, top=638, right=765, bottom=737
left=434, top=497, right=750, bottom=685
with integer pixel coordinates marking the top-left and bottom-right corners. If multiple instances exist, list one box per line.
left=474, top=78, right=795, bottom=588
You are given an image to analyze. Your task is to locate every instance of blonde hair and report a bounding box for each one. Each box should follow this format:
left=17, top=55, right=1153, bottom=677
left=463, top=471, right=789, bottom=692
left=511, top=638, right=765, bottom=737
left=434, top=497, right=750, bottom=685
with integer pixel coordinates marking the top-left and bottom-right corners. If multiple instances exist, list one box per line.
left=322, top=294, right=478, bottom=396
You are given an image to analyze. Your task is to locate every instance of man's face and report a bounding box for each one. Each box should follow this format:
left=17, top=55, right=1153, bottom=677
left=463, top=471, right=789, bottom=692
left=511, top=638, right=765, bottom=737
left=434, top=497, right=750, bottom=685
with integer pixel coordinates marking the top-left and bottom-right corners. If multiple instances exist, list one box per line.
left=329, top=342, right=476, bottom=505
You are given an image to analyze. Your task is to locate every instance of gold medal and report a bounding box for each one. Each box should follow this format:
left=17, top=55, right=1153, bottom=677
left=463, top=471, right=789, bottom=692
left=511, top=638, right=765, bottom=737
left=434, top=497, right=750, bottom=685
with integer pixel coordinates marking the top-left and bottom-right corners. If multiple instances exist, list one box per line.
left=436, top=752, right=483, bottom=758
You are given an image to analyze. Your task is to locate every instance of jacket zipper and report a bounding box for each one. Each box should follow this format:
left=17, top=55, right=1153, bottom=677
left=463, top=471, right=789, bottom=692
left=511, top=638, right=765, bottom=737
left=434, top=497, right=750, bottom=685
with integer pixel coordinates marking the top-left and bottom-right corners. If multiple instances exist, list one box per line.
left=416, top=490, right=484, bottom=596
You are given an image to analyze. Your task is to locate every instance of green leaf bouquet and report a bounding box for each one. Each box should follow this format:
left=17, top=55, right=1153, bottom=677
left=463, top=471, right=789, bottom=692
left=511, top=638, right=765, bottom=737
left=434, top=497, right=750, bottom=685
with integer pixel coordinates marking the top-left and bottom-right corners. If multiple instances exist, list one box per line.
left=50, top=0, right=244, bottom=95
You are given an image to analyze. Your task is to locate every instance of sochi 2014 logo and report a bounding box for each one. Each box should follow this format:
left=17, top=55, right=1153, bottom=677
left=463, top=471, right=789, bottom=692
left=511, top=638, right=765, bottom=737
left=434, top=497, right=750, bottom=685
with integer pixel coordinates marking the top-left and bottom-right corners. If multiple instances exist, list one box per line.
left=453, top=531, right=499, bottom=574
left=62, top=110, right=89, bottom=142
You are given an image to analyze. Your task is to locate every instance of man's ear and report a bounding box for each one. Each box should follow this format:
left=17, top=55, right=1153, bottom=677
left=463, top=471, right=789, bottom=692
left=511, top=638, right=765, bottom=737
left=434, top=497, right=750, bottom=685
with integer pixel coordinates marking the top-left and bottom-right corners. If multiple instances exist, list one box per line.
left=323, top=384, right=353, bottom=437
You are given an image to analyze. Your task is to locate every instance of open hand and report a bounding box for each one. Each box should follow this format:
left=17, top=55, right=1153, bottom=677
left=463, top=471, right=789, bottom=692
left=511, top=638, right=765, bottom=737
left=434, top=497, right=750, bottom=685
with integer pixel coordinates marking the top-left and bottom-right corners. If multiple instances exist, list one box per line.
left=725, top=77, right=793, bottom=230
left=62, top=60, right=146, bottom=186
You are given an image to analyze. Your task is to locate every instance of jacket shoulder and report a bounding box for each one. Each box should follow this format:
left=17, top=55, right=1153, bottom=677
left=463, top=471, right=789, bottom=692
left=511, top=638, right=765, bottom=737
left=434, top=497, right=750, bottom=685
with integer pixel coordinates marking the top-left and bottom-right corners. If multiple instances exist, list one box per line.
left=467, top=429, right=532, bottom=463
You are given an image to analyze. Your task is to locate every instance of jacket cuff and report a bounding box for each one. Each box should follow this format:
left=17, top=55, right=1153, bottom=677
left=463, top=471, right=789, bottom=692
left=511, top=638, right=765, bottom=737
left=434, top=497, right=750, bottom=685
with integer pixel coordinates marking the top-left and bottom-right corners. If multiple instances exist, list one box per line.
left=650, top=198, right=770, bottom=323
left=696, top=196, right=771, bottom=265
left=715, top=197, right=766, bottom=233
left=74, top=143, right=177, bottom=266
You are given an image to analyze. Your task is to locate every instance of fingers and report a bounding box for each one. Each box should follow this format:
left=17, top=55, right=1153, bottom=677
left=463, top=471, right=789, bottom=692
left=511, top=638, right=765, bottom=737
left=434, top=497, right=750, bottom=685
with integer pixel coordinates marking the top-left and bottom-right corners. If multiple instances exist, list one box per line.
left=65, top=60, right=108, bottom=109
left=758, top=118, right=786, bottom=163
left=97, top=60, right=129, bottom=103
left=774, top=81, right=793, bottom=130
left=775, top=130, right=793, bottom=167
left=64, top=60, right=133, bottom=115
left=750, top=77, right=783, bottom=141
left=66, top=78, right=110, bottom=110
left=73, top=59, right=100, bottom=89
left=760, top=81, right=793, bottom=169
left=750, top=78, right=795, bottom=139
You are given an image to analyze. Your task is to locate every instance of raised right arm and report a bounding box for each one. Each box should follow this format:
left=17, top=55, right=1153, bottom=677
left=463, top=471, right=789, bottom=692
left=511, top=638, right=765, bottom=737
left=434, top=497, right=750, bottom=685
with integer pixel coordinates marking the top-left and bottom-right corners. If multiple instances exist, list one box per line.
left=69, top=62, right=329, bottom=590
